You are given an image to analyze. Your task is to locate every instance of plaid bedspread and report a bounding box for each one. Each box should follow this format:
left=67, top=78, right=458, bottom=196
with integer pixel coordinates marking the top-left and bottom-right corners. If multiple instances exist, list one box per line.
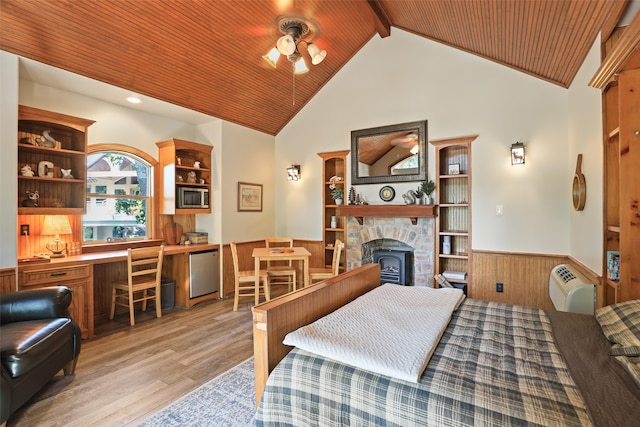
left=254, top=299, right=592, bottom=426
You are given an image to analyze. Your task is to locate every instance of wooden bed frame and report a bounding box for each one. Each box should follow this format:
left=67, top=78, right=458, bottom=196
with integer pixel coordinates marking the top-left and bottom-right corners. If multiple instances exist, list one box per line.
left=252, top=263, right=380, bottom=404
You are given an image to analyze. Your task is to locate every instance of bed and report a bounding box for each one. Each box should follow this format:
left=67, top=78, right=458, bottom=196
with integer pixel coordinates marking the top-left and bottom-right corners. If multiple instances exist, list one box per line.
left=251, top=264, right=640, bottom=426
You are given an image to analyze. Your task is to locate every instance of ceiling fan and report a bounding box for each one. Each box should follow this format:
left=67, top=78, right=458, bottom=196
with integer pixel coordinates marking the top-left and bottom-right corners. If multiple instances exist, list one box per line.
left=390, top=132, right=418, bottom=147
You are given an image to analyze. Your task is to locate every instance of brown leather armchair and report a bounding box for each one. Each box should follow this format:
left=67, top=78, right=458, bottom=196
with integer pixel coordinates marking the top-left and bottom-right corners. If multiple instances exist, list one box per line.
left=1, top=286, right=82, bottom=424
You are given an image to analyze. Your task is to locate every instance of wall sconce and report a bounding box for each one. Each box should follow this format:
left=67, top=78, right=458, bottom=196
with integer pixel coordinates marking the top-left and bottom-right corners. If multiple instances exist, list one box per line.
left=286, top=164, right=301, bottom=181
left=511, top=142, right=525, bottom=165
left=42, top=215, right=72, bottom=258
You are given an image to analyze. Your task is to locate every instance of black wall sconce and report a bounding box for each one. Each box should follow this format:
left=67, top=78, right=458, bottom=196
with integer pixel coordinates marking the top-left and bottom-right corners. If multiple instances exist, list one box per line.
left=286, top=164, right=301, bottom=181
left=511, top=142, right=525, bottom=165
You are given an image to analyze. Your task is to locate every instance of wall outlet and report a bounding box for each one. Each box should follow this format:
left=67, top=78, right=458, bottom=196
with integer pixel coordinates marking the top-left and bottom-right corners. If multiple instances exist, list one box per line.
left=496, top=282, right=504, bottom=292
left=20, top=224, right=29, bottom=236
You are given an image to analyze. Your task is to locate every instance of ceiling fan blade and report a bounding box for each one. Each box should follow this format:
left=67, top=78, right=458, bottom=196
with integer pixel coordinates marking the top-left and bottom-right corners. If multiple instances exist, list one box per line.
left=390, top=133, right=418, bottom=148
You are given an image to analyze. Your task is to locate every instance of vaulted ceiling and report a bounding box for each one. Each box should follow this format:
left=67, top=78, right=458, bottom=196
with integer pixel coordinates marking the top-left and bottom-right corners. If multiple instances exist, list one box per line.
left=0, top=0, right=628, bottom=135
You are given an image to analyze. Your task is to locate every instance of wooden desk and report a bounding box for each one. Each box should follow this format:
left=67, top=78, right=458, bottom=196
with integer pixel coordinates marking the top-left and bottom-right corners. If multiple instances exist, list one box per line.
left=18, top=243, right=220, bottom=338
left=252, top=247, right=311, bottom=304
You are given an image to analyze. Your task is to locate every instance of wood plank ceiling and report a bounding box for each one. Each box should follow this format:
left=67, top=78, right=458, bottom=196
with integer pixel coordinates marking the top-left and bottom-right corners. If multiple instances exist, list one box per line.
left=0, top=0, right=627, bottom=136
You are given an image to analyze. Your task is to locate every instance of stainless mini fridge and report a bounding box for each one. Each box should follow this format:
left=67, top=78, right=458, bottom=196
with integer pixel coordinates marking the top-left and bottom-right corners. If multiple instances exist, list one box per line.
left=189, top=249, right=219, bottom=298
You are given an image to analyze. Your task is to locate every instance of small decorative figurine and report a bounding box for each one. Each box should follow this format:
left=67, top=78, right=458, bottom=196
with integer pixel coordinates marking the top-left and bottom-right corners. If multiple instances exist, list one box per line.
left=187, top=170, right=197, bottom=183
left=193, top=161, right=201, bottom=168
left=60, top=169, right=74, bottom=179
left=22, top=190, right=39, bottom=207
left=176, top=157, right=182, bottom=166
left=20, top=165, right=35, bottom=176
left=199, top=178, right=206, bottom=184
left=177, top=175, right=184, bottom=182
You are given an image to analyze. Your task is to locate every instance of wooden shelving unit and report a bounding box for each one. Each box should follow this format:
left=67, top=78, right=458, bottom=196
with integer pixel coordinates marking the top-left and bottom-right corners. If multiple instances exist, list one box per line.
left=156, top=138, right=213, bottom=215
left=17, top=105, right=94, bottom=215
left=318, top=150, right=349, bottom=270
left=591, top=17, right=640, bottom=306
left=431, top=135, right=477, bottom=288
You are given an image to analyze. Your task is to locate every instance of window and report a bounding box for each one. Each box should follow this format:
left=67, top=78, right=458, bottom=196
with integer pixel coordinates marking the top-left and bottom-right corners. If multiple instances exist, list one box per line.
left=390, top=155, right=419, bottom=175
left=84, top=151, right=152, bottom=242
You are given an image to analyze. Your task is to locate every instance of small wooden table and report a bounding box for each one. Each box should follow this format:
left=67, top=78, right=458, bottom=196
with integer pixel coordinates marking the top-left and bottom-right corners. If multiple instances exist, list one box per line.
left=252, top=247, right=311, bottom=302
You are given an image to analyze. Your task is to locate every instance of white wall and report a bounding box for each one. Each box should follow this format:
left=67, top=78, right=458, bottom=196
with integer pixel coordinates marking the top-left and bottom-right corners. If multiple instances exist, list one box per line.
left=568, top=38, right=604, bottom=274
left=220, top=121, right=276, bottom=243
left=0, top=52, right=19, bottom=269
left=276, top=28, right=595, bottom=260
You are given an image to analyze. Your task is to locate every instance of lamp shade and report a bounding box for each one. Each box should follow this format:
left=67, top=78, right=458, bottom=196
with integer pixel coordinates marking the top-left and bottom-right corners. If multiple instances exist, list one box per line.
left=287, top=164, right=301, bottom=181
left=276, top=34, right=296, bottom=56
left=262, top=47, right=280, bottom=67
left=511, top=142, right=525, bottom=165
left=307, top=43, right=327, bottom=65
left=42, top=215, right=72, bottom=236
left=293, top=56, right=309, bottom=74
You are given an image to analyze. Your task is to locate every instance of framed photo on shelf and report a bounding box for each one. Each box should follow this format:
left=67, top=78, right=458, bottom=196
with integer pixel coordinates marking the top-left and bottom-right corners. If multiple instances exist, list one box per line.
left=237, top=182, right=262, bottom=212
left=448, top=163, right=460, bottom=175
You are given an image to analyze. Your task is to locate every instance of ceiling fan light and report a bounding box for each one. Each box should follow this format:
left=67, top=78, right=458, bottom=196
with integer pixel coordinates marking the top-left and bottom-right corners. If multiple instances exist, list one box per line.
left=293, top=56, right=309, bottom=74
left=276, top=34, right=296, bottom=56
left=307, top=43, right=327, bottom=65
left=263, top=47, right=280, bottom=67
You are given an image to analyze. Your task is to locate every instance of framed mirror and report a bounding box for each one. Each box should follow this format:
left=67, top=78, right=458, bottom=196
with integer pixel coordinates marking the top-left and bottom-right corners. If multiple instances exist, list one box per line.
left=351, top=120, right=427, bottom=185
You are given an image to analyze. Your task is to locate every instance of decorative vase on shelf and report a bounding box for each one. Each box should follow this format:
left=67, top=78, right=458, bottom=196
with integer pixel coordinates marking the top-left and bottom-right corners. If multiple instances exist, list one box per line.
left=335, top=198, right=343, bottom=206
left=443, top=236, right=452, bottom=255
left=330, top=216, right=337, bottom=229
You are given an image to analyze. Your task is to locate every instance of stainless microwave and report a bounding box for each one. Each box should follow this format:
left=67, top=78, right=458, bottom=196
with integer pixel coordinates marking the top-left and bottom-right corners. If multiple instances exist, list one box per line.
left=177, top=187, right=209, bottom=209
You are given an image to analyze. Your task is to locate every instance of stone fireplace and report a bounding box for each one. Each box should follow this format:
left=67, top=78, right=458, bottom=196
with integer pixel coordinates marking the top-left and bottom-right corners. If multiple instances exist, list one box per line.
left=344, top=213, right=435, bottom=287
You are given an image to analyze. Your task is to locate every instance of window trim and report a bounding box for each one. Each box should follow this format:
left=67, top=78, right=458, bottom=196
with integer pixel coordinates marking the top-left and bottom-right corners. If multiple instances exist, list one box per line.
left=86, top=144, right=158, bottom=246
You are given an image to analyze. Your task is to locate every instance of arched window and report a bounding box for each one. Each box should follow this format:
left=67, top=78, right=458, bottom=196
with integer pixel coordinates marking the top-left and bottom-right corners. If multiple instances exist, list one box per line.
left=84, top=146, right=155, bottom=243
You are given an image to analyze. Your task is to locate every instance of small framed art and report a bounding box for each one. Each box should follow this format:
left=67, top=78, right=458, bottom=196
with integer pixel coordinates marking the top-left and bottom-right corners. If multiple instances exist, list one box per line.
left=238, top=182, right=262, bottom=212
left=448, top=163, right=460, bottom=175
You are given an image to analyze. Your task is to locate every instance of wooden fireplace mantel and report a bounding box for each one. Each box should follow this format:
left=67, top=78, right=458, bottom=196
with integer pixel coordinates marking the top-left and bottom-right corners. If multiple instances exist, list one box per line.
left=338, top=204, right=437, bottom=225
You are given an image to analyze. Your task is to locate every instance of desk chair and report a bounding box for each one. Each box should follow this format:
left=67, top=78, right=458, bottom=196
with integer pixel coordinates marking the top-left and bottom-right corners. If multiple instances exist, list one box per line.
left=265, top=237, right=297, bottom=292
left=231, top=241, right=270, bottom=311
left=110, top=245, right=164, bottom=326
left=309, top=239, right=343, bottom=283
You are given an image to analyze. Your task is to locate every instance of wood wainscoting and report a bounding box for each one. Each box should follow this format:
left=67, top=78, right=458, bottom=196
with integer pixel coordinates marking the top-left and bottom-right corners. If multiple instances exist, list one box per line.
left=1, top=267, right=17, bottom=294
left=472, top=251, right=600, bottom=309
left=220, top=239, right=324, bottom=298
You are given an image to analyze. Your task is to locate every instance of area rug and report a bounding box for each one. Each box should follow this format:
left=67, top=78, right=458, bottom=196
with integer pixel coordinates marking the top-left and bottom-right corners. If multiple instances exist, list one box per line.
left=138, top=358, right=256, bottom=426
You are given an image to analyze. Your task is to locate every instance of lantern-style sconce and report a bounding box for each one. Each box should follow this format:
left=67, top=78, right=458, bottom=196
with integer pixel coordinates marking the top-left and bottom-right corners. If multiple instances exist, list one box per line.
left=286, top=164, right=301, bottom=181
left=511, top=142, right=525, bottom=165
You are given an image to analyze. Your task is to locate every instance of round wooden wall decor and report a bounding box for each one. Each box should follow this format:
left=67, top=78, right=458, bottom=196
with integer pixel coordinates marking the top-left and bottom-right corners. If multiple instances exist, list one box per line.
left=572, top=154, right=586, bottom=211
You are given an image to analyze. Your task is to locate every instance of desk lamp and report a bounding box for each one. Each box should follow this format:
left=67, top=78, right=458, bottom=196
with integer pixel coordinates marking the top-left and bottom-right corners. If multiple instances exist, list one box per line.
left=42, top=215, right=72, bottom=258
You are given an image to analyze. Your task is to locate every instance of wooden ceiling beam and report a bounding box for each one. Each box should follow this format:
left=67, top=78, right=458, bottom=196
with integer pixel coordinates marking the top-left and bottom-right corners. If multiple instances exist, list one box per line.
left=366, top=0, right=391, bottom=38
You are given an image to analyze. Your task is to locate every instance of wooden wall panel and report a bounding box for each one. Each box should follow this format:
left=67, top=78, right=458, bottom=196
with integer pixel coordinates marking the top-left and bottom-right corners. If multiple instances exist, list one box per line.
left=472, top=251, right=570, bottom=309
left=0, top=267, right=18, bottom=294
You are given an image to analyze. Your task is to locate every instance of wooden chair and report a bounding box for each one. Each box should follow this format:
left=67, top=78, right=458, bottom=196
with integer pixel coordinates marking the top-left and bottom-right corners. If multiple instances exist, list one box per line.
left=309, top=239, right=343, bottom=283
left=110, top=245, right=164, bottom=326
left=231, top=241, right=270, bottom=311
left=265, top=237, right=298, bottom=292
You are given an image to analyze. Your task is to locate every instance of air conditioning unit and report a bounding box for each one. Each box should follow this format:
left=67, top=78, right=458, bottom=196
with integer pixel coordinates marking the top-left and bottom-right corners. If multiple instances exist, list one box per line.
left=549, top=264, right=595, bottom=315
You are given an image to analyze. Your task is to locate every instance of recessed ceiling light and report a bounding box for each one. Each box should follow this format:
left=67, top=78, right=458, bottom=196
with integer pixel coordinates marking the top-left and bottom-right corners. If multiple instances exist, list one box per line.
left=126, top=95, right=142, bottom=104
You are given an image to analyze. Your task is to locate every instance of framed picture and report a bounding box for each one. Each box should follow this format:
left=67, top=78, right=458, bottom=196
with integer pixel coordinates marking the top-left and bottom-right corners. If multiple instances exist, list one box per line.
left=448, top=163, right=460, bottom=175
left=238, top=182, right=263, bottom=212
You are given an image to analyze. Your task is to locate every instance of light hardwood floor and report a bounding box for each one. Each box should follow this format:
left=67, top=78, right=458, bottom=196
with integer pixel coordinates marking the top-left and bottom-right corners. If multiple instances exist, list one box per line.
left=6, top=288, right=282, bottom=427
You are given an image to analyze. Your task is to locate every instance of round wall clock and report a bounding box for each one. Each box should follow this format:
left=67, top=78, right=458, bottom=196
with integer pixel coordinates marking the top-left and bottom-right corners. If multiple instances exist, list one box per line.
left=379, top=186, right=395, bottom=202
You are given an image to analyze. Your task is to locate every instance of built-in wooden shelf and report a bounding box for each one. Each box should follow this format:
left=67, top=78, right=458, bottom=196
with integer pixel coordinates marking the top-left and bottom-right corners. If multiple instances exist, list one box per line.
left=338, top=204, right=437, bottom=225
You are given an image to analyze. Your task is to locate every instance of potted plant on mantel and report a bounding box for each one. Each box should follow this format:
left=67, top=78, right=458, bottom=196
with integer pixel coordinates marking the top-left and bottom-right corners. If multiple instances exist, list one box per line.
left=421, top=178, right=436, bottom=204
left=331, top=188, right=344, bottom=206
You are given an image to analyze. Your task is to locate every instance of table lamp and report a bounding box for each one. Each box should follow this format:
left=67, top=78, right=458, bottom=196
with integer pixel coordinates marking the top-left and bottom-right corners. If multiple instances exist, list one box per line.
left=42, top=215, right=72, bottom=258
